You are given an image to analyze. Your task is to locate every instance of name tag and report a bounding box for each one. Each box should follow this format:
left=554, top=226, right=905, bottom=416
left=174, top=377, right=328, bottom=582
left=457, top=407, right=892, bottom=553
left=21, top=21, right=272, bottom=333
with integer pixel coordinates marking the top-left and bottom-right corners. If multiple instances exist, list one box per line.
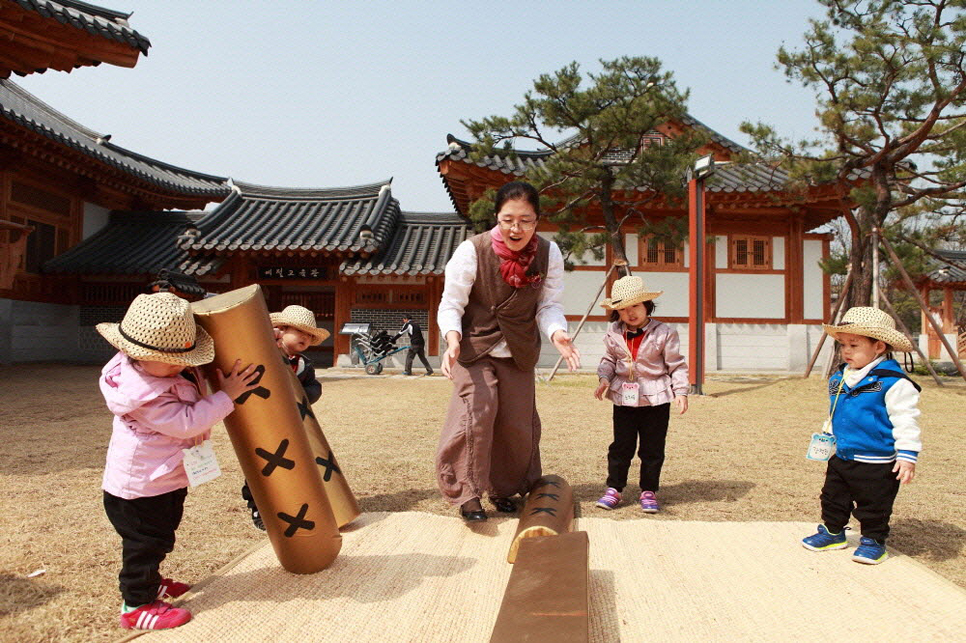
left=182, top=440, right=221, bottom=487
left=621, top=382, right=640, bottom=405
left=806, top=433, right=836, bottom=462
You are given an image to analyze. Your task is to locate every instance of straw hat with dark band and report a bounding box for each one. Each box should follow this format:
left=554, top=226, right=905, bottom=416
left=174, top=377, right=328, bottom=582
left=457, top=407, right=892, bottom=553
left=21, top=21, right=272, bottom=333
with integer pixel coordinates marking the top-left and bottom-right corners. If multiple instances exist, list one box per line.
left=270, top=305, right=330, bottom=345
left=96, top=292, right=215, bottom=366
left=823, top=306, right=913, bottom=352
left=600, top=276, right=663, bottom=310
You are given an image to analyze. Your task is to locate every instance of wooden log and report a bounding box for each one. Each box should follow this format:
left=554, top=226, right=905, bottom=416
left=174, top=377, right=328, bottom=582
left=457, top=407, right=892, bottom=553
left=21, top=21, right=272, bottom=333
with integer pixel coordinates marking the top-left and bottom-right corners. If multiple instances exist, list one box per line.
left=508, top=475, right=574, bottom=564
left=490, top=531, right=590, bottom=643
left=192, top=285, right=341, bottom=573
left=286, top=368, right=361, bottom=528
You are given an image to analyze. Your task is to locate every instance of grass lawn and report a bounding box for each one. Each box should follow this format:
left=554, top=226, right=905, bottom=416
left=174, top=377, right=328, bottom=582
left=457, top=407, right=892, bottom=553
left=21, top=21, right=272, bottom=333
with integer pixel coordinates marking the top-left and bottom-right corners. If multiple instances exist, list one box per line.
left=1, top=364, right=963, bottom=642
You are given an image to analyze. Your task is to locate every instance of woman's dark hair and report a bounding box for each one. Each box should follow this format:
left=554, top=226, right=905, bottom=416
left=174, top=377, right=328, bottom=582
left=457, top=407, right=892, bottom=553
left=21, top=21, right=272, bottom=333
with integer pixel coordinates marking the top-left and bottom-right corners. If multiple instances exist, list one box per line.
left=609, top=300, right=655, bottom=322
left=494, top=181, right=540, bottom=217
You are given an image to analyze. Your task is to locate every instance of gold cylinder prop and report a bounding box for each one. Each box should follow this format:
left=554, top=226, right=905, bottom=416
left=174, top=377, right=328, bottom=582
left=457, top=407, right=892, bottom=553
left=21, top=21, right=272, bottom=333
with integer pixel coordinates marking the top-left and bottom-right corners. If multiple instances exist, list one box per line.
left=192, top=285, right=341, bottom=574
left=507, top=475, right=575, bottom=563
left=284, top=368, right=361, bottom=528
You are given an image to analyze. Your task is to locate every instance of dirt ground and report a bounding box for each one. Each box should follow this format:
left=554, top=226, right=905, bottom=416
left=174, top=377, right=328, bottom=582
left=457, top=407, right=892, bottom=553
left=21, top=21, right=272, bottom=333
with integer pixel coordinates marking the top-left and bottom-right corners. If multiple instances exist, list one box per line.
left=1, top=364, right=963, bottom=642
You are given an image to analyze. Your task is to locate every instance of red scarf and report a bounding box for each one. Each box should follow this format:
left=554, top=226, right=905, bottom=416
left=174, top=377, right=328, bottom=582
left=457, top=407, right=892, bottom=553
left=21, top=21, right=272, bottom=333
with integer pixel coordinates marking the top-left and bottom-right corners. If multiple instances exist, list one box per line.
left=490, top=226, right=542, bottom=288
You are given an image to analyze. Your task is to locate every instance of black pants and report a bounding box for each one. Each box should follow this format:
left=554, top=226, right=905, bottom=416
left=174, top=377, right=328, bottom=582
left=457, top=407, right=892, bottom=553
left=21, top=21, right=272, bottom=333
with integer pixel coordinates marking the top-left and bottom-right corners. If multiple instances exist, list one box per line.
left=405, top=342, right=432, bottom=374
left=606, top=403, right=671, bottom=493
left=820, top=455, right=901, bottom=542
left=103, top=488, right=187, bottom=606
left=241, top=481, right=257, bottom=512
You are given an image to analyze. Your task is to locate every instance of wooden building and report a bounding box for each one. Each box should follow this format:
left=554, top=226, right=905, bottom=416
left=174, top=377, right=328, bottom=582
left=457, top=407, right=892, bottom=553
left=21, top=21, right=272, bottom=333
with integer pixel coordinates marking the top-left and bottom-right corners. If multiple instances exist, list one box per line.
left=918, top=249, right=966, bottom=362
left=436, top=116, right=852, bottom=371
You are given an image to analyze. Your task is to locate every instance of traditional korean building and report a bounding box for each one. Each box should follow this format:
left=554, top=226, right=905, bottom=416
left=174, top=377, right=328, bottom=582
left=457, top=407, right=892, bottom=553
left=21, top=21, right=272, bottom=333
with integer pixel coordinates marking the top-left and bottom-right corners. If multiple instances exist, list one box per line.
left=918, top=248, right=966, bottom=362
left=436, top=116, right=850, bottom=371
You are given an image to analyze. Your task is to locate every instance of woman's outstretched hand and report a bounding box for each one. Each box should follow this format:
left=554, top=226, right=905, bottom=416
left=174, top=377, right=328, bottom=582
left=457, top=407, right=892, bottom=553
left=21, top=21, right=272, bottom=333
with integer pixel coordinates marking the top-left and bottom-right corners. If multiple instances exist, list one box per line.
left=441, top=330, right=461, bottom=380
left=552, top=330, right=581, bottom=372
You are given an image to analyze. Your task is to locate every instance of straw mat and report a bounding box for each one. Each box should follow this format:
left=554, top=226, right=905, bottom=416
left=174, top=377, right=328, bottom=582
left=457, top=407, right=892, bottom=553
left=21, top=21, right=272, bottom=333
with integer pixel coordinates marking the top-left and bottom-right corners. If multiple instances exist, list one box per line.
left=126, top=512, right=966, bottom=642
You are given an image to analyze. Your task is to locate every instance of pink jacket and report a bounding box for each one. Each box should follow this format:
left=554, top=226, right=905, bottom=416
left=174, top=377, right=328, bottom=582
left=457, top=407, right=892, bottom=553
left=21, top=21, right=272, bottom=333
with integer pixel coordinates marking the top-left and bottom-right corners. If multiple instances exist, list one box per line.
left=597, top=320, right=690, bottom=406
left=100, top=352, right=234, bottom=499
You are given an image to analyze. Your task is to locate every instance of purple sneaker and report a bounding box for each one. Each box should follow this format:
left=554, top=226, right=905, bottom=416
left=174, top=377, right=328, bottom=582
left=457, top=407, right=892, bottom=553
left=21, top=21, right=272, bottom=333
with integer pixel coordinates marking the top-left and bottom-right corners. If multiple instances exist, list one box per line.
left=639, top=491, right=659, bottom=513
left=595, top=487, right=621, bottom=510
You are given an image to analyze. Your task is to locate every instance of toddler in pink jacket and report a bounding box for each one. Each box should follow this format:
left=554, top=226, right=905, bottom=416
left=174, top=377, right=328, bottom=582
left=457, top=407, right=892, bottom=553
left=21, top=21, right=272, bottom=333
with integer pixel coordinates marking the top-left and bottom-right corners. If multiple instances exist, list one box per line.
left=593, top=276, right=689, bottom=513
left=97, top=292, right=258, bottom=631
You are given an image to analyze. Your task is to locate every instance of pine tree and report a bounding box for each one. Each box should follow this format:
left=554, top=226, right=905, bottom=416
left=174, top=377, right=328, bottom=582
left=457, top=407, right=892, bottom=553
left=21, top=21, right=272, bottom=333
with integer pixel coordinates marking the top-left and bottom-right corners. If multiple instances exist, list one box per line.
left=741, top=0, right=966, bottom=308
left=461, top=57, right=703, bottom=272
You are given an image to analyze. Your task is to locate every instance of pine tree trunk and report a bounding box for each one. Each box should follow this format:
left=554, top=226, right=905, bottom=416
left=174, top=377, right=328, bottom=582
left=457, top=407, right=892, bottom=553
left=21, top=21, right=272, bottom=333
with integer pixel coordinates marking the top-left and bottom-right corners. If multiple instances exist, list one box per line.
left=600, top=173, right=629, bottom=276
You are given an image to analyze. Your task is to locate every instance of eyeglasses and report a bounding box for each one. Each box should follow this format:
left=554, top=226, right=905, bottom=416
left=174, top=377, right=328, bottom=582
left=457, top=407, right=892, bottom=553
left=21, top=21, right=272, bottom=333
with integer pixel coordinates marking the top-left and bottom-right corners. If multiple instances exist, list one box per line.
left=497, top=219, right=537, bottom=231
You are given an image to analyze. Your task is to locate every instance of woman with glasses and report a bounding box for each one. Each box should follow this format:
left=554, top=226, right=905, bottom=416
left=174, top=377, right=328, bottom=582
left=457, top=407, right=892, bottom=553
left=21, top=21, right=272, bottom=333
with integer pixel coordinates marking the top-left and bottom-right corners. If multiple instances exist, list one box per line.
left=436, top=181, right=581, bottom=522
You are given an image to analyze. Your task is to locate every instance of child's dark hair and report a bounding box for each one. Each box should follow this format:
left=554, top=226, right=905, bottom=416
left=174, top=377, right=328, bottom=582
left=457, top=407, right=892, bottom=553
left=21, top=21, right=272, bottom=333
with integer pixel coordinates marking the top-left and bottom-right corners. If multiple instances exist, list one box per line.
left=494, top=181, right=540, bottom=217
left=610, top=300, right=655, bottom=321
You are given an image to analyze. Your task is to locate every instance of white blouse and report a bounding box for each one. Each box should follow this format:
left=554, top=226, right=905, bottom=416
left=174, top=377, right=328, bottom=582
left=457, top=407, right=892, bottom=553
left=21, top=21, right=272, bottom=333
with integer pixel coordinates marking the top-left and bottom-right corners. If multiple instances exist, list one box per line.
left=437, top=238, right=568, bottom=358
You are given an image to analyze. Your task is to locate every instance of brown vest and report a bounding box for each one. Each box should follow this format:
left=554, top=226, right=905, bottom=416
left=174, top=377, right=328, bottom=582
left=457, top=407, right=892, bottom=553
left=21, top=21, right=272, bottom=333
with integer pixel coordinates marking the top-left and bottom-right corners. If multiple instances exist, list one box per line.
left=458, top=232, right=551, bottom=371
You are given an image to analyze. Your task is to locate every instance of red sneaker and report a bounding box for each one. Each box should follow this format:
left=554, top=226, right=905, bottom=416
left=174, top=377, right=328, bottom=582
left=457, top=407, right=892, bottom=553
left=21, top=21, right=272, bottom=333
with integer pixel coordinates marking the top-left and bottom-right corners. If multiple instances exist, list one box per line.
left=119, top=600, right=192, bottom=630
left=157, top=578, right=191, bottom=599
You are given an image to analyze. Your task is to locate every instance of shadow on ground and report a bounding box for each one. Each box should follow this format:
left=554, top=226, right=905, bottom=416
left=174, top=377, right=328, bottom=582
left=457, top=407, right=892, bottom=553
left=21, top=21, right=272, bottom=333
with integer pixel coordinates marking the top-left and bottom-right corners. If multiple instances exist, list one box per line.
left=890, top=519, right=966, bottom=562
left=0, top=574, right=65, bottom=617
left=573, top=479, right=756, bottom=506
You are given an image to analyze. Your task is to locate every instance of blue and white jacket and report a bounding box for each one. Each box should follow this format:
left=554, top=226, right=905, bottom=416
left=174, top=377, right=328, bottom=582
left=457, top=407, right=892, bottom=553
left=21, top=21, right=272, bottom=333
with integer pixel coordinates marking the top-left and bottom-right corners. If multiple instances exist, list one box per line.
left=828, top=357, right=922, bottom=464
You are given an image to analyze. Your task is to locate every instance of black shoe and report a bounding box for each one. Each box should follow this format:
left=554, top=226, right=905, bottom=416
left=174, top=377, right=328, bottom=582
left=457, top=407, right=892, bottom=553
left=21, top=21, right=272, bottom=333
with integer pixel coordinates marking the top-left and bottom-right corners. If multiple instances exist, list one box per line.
left=402, top=371, right=412, bottom=376
left=426, top=370, right=434, bottom=376
left=459, top=501, right=487, bottom=522
left=491, top=497, right=517, bottom=513
left=251, top=509, right=266, bottom=531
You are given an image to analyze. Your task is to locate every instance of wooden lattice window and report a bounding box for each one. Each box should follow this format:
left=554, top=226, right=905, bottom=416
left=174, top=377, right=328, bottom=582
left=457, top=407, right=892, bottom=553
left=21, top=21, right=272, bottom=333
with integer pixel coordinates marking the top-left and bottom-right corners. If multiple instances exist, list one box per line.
left=729, top=235, right=772, bottom=270
left=639, top=236, right=684, bottom=269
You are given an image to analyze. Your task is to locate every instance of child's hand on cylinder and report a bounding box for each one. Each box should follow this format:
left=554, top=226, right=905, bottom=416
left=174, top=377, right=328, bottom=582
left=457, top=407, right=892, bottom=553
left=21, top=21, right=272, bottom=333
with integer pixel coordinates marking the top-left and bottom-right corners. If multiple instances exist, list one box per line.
left=674, top=395, right=689, bottom=415
left=594, top=379, right=609, bottom=400
left=217, top=360, right=260, bottom=401
left=894, top=460, right=916, bottom=484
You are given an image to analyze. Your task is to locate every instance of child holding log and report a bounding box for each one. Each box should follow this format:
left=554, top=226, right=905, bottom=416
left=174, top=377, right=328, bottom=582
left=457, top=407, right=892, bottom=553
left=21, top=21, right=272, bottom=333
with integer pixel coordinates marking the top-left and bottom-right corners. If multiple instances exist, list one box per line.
left=593, top=276, right=689, bottom=513
left=97, top=292, right=258, bottom=630
left=241, top=304, right=329, bottom=529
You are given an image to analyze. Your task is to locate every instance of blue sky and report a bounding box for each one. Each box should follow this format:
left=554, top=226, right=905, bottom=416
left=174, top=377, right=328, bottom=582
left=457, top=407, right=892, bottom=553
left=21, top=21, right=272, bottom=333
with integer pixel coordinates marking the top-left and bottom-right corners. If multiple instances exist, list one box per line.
left=18, top=0, right=830, bottom=212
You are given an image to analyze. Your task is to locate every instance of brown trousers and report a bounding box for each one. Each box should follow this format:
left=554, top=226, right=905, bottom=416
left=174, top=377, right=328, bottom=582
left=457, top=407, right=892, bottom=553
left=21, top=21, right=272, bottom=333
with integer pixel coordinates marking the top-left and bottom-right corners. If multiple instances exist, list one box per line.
left=436, top=356, right=542, bottom=506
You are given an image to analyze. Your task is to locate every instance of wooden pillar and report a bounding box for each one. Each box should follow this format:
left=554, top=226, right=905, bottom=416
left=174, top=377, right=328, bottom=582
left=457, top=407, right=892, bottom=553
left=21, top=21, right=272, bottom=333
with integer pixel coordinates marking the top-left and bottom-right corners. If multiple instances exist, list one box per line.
left=787, top=215, right=804, bottom=323
left=427, top=275, right=441, bottom=356
left=943, top=287, right=954, bottom=332
left=334, top=277, right=354, bottom=365
left=687, top=176, right=707, bottom=394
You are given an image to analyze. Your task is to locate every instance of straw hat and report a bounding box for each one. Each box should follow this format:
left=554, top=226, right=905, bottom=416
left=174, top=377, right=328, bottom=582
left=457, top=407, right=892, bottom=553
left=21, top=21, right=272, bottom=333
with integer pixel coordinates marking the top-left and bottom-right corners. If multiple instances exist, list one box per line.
left=823, top=306, right=913, bottom=352
left=96, top=292, right=215, bottom=366
left=269, top=305, right=330, bottom=345
left=600, top=276, right=663, bottom=310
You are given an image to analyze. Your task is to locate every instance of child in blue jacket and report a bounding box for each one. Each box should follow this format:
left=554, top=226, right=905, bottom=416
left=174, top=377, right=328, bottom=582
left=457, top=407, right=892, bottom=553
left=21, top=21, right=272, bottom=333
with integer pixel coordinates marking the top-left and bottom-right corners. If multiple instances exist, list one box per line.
left=802, top=307, right=922, bottom=564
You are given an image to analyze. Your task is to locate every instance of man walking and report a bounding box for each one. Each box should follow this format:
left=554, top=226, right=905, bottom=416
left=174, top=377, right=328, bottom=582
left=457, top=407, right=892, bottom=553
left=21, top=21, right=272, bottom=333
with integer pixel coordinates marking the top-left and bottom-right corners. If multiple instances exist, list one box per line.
left=395, top=314, right=433, bottom=376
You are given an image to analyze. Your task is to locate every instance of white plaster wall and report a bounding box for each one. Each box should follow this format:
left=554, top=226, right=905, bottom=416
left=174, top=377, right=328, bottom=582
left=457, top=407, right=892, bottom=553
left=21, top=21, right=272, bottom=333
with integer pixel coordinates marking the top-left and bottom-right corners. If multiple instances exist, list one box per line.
left=717, top=323, right=789, bottom=370
left=561, top=270, right=609, bottom=316
left=682, top=240, right=690, bottom=268
left=638, top=271, right=688, bottom=317
left=624, top=234, right=638, bottom=265
left=715, top=236, right=728, bottom=269
left=715, top=274, right=785, bottom=319
left=83, top=202, right=111, bottom=240
left=772, top=236, right=785, bottom=270
left=803, top=239, right=825, bottom=320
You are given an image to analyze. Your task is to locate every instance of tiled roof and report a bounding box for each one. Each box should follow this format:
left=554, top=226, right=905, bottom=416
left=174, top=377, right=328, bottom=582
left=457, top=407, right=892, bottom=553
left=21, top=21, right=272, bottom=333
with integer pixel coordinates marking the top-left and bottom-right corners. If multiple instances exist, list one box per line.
left=340, top=211, right=472, bottom=276
left=12, top=0, right=151, bottom=55
left=43, top=210, right=223, bottom=276
left=928, top=249, right=966, bottom=285
left=180, top=180, right=400, bottom=255
left=0, top=80, right=231, bottom=197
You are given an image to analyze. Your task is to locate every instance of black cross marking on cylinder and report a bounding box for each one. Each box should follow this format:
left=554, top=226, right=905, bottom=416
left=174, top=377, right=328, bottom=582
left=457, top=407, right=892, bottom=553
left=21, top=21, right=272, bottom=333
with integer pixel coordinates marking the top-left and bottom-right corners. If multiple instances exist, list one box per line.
left=235, top=365, right=271, bottom=405
left=278, top=503, right=315, bottom=537
left=255, top=439, right=295, bottom=476
left=530, top=507, right=557, bottom=516
left=542, top=480, right=562, bottom=488
left=315, top=450, right=341, bottom=482
left=297, top=395, right=315, bottom=421
left=536, top=493, right=559, bottom=501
